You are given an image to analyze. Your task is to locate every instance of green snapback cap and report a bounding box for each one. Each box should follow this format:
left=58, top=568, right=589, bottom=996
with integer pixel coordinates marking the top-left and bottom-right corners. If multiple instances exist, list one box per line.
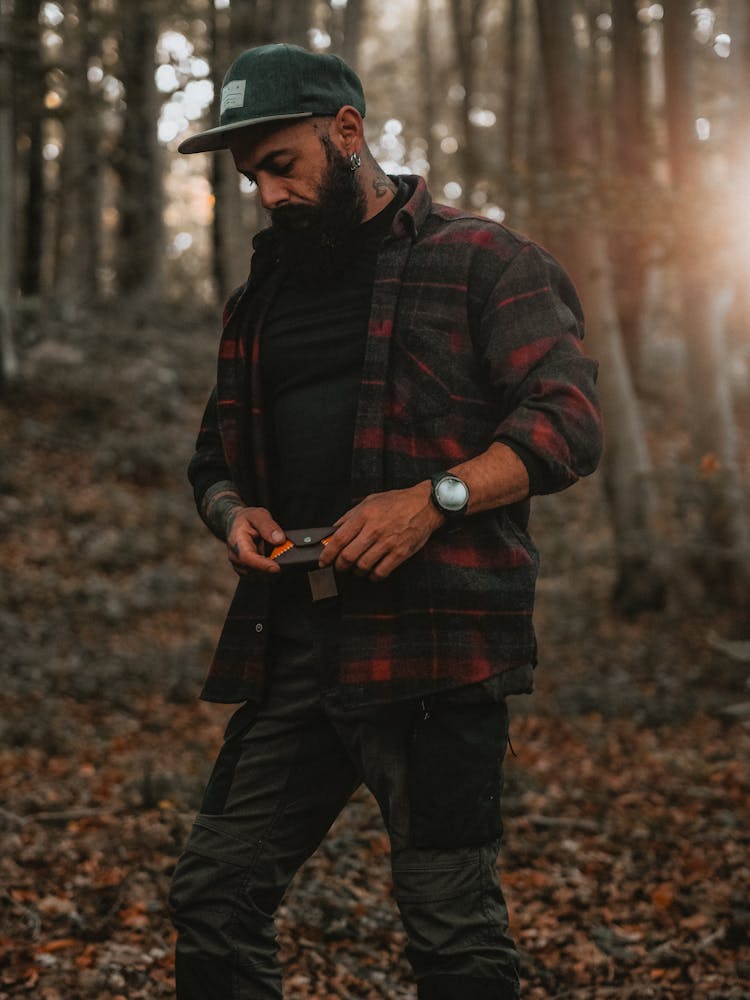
left=178, top=43, right=366, bottom=154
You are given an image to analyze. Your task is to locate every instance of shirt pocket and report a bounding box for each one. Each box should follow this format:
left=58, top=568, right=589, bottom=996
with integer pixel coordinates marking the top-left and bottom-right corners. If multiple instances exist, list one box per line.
left=390, top=326, right=489, bottom=425
left=391, top=341, right=453, bottom=421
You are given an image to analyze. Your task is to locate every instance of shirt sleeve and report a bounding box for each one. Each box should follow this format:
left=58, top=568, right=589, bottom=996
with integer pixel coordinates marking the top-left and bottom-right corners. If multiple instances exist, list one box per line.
left=479, top=242, right=603, bottom=495
left=186, top=284, right=250, bottom=533
left=187, top=385, right=233, bottom=534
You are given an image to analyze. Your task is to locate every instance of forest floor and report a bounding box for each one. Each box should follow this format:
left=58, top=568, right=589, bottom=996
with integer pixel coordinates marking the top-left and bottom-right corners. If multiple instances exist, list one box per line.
left=0, top=304, right=749, bottom=999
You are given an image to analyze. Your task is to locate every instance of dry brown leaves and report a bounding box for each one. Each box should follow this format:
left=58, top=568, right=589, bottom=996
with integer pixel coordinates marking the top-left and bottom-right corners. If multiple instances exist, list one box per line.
left=1, top=311, right=748, bottom=997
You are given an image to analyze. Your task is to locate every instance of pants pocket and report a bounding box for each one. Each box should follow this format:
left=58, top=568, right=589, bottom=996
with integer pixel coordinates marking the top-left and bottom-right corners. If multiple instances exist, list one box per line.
left=199, top=701, right=257, bottom=815
left=408, top=698, right=508, bottom=849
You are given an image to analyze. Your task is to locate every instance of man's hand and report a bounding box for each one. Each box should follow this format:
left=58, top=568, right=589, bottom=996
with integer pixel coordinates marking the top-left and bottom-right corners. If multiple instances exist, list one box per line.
left=226, top=506, right=285, bottom=576
left=319, top=483, right=443, bottom=581
left=201, top=482, right=284, bottom=576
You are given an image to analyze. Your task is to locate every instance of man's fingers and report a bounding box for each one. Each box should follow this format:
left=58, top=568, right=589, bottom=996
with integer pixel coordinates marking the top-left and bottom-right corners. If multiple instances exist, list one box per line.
left=351, top=538, right=390, bottom=575
left=320, top=488, right=434, bottom=577
left=319, top=518, right=361, bottom=567
left=338, top=528, right=394, bottom=573
left=227, top=528, right=281, bottom=574
left=226, top=507, right=286, bottom=569
left=229, top=548, right=281, bottom=574
left=367, top=551, right=400, bottom=581
left=234, top=507, right=284, bottom=546
left=333, top=531, right=380, bottom=572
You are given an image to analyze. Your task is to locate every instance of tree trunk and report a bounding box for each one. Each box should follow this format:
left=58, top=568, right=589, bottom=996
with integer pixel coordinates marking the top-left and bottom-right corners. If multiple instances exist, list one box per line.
left=501, top=0, right=520, bottom=209
left=535, top=0, right=665, bottom=614
left=724, top=1, right=750, bottom=363
left=448, top=0, right=486, bottom=202
left=21, top=119, right=44, bottom=299
left=271, top=0, right=314, bottom=48
left=417, top=0, right=436, bottom=175
left=55, top=0, right=102, bottom=316
left=114, top=0, right=163, bottom=301
left=662, top=0, right=750, bottom=600
left=342, top=0, right=365, bottom=71
left=211, top=1, right=255, bottom=301
left=13, top=0, right=44, bottom=300
left=0, top=0, right=18, bottom=383
left=662, top=0, right=695, bottom=188
left=610, top=0, right=650, bottom=382
left=514, top=0, right=542, bottom=232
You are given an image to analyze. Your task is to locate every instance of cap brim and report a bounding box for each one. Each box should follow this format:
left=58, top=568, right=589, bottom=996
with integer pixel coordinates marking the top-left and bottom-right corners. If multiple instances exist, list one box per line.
left=177, top=112, right=314, bottom=154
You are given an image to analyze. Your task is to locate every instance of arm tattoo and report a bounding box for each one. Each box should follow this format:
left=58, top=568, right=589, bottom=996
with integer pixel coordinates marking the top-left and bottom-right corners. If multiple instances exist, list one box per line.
left=372, top=175, right=397, bottom=199
left=202, top=480, right=244, bottom=540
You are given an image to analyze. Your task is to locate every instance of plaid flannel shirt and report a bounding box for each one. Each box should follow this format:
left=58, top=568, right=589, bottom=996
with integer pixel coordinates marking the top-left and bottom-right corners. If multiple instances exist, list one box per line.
left=189, top=176, right=602, bottom=706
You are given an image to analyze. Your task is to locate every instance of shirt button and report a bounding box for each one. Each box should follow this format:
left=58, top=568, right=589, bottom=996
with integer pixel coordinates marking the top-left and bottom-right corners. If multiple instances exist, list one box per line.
left=255, top=623, right=263, bottom=633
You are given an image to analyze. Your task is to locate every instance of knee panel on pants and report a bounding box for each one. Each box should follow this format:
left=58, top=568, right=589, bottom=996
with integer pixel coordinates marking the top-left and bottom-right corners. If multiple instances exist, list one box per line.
left=392, top=846, right=486, bottom=905
left=170, top=846, right=283, bottom=1000
left=169, top=849, right=245, bottom=958
left=392, top=843, right=516, bottom=983
left=169, top=826, right=278, bottom=957
left=392, top=844, right=507, bottom=959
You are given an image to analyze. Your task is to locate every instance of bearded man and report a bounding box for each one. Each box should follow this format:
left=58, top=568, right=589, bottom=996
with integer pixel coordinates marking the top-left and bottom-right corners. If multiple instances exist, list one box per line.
left=169, top=43, right=602, bottom=1000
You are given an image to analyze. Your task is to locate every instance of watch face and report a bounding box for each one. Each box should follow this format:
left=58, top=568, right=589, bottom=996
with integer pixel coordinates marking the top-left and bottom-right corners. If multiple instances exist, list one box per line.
left=436, top=476, right=469, bottom=511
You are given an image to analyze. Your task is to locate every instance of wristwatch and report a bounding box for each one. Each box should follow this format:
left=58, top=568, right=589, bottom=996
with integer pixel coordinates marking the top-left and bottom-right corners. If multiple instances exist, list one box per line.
left=429, top=472, right=470, bottom=525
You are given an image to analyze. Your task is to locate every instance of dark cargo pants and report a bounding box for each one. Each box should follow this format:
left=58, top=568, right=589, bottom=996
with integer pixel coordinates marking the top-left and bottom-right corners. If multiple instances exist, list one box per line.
left=169, top=598, right=520, bottom=999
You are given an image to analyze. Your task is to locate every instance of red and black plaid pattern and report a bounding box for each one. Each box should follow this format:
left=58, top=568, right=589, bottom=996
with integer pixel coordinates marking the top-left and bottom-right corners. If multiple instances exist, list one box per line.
left=189, top=177, right=602, bottom=705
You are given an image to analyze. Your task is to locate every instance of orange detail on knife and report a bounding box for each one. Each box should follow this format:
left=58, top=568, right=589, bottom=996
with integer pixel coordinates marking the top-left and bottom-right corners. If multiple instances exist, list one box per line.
left=269, top=540, right=294, bottom=560
left=269, top=536, right=332, bottom=560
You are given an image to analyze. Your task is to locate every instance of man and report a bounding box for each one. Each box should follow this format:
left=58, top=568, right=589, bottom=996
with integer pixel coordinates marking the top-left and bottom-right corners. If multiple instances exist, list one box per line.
left=170, top=43, right=602, bottom=1000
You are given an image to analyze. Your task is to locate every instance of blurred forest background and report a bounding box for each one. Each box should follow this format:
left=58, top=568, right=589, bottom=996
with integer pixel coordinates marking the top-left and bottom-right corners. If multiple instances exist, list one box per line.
left=1, top=1, right=749, bottom=998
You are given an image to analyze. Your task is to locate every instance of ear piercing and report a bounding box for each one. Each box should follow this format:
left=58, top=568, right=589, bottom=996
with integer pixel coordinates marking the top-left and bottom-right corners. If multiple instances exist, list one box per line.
left=349, top=151, right=362, bottom=171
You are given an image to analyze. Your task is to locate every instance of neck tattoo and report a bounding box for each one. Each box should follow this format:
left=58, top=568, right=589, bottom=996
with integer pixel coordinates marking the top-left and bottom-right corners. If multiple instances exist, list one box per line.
left=372, top=175, right=396, bottom=199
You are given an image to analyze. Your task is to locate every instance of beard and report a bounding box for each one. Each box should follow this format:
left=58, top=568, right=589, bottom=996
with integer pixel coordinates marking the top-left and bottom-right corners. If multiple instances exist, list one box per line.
left=270, top=136, right=367, bottom=283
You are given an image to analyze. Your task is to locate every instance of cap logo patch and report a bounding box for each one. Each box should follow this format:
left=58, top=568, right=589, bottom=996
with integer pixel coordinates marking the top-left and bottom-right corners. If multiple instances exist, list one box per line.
left=221, top=80, right=246, bottom=114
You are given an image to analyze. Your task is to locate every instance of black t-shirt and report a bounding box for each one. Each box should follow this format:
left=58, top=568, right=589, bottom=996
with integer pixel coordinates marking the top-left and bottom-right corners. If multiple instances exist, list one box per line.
left=260, top=189, right=405, bottom=528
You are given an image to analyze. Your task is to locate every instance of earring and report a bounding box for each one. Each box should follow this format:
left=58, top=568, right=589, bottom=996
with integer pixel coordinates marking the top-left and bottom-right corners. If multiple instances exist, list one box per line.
left=348, top=151, right=362, bottom=171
